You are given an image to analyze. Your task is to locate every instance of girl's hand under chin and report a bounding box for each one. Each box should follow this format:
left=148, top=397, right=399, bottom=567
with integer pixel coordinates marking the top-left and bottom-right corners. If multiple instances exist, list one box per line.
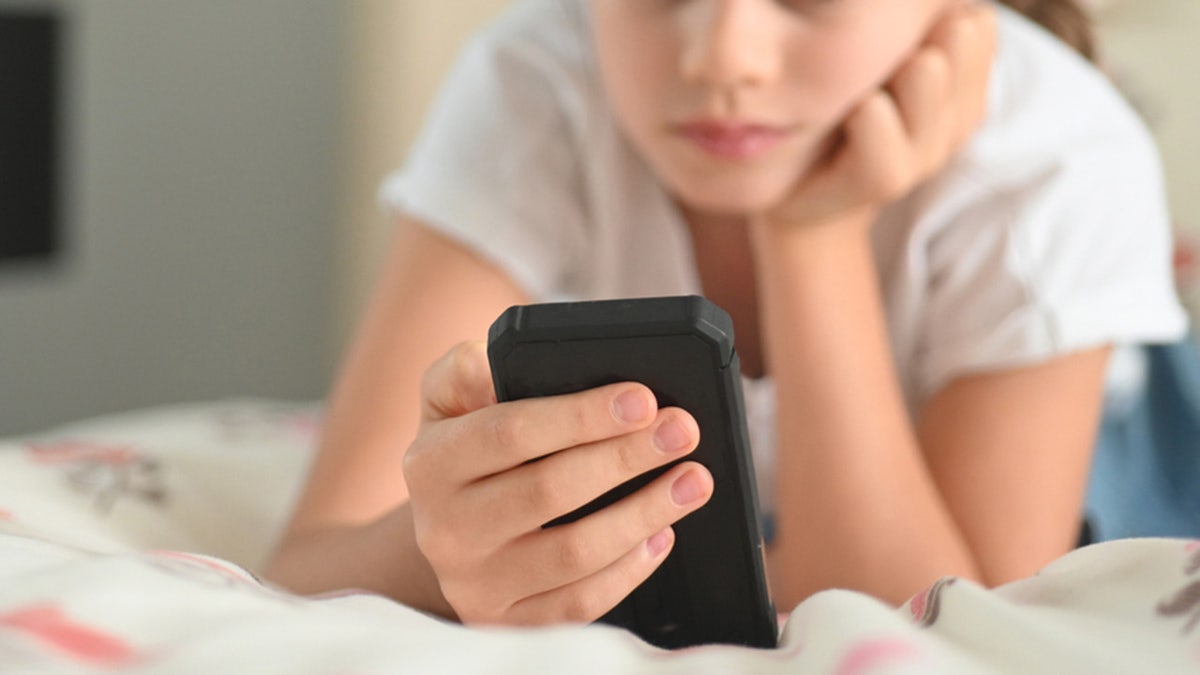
left=403, top=342, right=712, bottom=626
left=764, top=3, right=997, bottom=231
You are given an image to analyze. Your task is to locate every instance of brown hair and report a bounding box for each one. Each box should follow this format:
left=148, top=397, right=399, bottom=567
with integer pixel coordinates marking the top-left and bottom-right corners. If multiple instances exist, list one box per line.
left=997, top=0, right=1096, bottom=61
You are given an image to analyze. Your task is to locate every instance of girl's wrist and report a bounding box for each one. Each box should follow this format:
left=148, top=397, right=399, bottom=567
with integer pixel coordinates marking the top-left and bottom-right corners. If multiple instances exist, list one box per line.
left=750, top=206, right=878, bottom=259
left=374, top=503, right=459, bottom=620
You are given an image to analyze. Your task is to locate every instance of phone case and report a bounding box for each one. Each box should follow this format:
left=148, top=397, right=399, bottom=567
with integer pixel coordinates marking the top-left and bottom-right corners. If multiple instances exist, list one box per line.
left=487, top=295, right=777, bottom=649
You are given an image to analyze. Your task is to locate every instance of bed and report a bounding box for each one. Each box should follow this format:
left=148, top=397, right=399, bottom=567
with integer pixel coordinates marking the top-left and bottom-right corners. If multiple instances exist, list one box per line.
left=1, top=399, right=1198, bottom=673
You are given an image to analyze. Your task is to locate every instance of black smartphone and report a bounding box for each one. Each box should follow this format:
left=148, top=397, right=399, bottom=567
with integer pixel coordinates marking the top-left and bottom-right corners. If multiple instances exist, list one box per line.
left=487, top=295, right=777, bottom=649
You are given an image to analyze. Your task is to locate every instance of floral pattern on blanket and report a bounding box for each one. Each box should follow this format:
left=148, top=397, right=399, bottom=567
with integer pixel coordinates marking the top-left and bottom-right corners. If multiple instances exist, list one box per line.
left=1, top=400, right=1200, bottom=673
left=1157, top=541, right=1200, bottom=653
left=25, top=440, right=167, bottom=514
left=0, top=604, right=140, bottom=668
left=907, top=576, right=957, bottom=628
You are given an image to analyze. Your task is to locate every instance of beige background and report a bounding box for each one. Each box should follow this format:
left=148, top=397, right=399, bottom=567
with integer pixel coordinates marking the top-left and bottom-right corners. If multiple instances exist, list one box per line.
left=1093, top=0, right=1200, bottom=232
left=337, top=0, right=511, bottom=346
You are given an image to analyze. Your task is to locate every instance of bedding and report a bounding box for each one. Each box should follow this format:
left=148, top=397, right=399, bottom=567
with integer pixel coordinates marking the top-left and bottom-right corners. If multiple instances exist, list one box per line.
left=1, top=399, right=1199, bottom=673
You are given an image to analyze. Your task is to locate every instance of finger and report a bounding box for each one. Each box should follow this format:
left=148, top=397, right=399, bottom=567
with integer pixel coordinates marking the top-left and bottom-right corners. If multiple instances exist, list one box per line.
left=840, top=91, right=913, bottom=202
left=960, top=7, right=998, bottom=144
left=929, top=3, right=997, bottom=147
left=420, top=341, right=498, bottom=423
left=471, top=407, right=700, bottom=535
left=428, top=382, right=659, bottom=481
left=499, top=458, right=705, bottom=624
left=887, top=48, right=953, bottom=172
left=501, top=527, right=676, bottom=626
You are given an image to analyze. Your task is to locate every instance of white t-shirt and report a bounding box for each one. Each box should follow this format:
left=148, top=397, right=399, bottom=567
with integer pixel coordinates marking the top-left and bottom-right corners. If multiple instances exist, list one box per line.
left=381, top=0, right=1187, bottom=512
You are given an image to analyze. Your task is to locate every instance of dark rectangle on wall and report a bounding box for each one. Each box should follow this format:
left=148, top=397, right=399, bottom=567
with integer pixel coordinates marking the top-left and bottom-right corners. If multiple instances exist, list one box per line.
left=0, top=12, right=62, bottom=264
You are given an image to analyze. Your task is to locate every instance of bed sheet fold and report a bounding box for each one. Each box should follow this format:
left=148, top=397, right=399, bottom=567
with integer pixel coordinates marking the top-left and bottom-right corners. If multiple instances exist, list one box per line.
left=1, top=400, right=1197, bottom=673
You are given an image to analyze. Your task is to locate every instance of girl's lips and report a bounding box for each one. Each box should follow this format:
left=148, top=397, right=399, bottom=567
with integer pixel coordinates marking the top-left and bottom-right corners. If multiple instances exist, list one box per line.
left=675, top=120, right=789, bottom=160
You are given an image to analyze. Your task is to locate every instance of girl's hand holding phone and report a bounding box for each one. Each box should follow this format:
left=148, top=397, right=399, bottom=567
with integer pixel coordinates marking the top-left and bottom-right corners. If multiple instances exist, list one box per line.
left=402, top=342, right=713, bottom=626
left=766, top=3, right=997, bottom=230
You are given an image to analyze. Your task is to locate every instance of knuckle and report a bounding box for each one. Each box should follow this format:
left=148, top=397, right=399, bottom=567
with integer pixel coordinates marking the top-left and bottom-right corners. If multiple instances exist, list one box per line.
left=917, top=48, right=950, bottom=79
left=401, top=460, right=429, bottom=496
left=401, top=439, right=428, bottom=475
left=448, top=340, right=480, bottom=372
left=486, top=410, right=527, bottom=450
left=523, top=465, right=565, bottom=514
left=560, top=589, right=603, bottom=623
left=554, top=530, right=593, bottom=577
left=402, top=432, right=449, bottom=492
left=413, top=524, right=453, bottom=566
left=423, top=341, right=488, bottom=411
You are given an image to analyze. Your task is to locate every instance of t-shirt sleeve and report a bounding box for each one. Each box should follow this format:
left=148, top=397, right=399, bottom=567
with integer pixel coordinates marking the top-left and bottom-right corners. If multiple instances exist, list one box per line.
left=377, top=18, right=588, bottom=300
left=916, top=130, right=1188, bottom=397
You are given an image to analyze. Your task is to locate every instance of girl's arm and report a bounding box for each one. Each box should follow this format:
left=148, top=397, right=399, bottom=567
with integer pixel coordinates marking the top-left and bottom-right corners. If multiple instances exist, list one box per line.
left=754, top=219, right=1108, bottom=607
left=265, top=217, right=714, bottom=624
left=264, top=216, right=530, bottom=607
left=282, top=216, right=529, bottom=530
left=755, top=5, right=1109, bottom=607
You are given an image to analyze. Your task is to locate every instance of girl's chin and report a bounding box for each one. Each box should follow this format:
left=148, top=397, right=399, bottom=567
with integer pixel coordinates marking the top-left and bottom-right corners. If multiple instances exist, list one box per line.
left=667, top=176, right=796, bottom=217
left=653, top=146, right=824, bottom=217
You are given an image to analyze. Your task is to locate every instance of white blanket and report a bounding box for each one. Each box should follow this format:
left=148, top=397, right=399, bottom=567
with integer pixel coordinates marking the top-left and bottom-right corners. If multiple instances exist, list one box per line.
left=1, top=400, right=1198, bottom=673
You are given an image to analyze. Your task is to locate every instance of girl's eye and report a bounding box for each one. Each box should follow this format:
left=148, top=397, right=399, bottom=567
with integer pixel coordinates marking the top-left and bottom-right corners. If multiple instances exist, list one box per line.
left=658, top=0, right=840, bottom=7
left=653, top=0, right=844, bottom=19
left=779, top=0, right=845, bottom=12
left=779, top=0, right=839, bottom=9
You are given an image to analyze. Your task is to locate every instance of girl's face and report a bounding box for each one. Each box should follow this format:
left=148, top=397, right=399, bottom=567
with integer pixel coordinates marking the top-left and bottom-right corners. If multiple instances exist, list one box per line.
left=589, top=0, right=950, bottom=216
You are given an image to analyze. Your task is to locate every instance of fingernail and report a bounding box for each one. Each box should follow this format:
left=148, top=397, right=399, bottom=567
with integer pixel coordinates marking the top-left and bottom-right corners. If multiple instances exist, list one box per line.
left=671, top=469, right=708, bottom=506
left=646, top=528, right=673, bottom=557
left=654, top=418, right=692, bottom=454
left=613, top=390, right=650, bottom=424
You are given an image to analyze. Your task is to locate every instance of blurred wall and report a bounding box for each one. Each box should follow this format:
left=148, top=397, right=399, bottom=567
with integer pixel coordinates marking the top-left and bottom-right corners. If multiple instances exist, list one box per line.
left=0, top=0, right=344, bottom=433
left=337, top=0, right=509, bottom=347
left=1093, top=0, right=1200, bottom=233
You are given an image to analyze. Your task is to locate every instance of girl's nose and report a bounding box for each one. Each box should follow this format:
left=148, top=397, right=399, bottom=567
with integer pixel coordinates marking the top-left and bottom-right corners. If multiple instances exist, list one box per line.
left=680, top=0, right=783, bottom=91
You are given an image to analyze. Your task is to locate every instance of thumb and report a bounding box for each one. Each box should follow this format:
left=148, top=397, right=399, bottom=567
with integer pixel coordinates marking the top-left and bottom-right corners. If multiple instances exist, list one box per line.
left=420, top=341, right=498, bottom=423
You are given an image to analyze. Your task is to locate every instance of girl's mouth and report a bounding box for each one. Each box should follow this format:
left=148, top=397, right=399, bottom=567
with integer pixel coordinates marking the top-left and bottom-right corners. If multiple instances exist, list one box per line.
left=675, top=119, right=790, bottom=160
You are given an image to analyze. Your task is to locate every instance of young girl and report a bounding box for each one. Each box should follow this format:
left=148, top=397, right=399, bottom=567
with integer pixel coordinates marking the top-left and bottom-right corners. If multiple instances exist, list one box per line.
left=265, top=0, right=1186, bottom=626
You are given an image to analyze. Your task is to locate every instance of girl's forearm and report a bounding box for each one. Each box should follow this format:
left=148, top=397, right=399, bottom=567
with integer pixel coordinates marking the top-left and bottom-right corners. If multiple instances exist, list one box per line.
left=750, top=214, right=978, bottom=608
left=264, top=503, right=456, bottom=619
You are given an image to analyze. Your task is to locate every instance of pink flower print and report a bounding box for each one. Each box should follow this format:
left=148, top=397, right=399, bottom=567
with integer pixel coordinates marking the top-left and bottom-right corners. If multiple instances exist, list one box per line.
left=24, top=440, right=166, bottom=513
left=908, top=577, right=957, bottom=628
left=0, top=604, right=137, bottom=666
left=1186, top=542, right=1200, bottom=576
left=1155, top=542, right=1200, bottom=637
left=835, top=638, right=922, bottom=675
left=27, top=440, right=135, bottom=466
left=1158, top=581, right=1200, bottom=634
